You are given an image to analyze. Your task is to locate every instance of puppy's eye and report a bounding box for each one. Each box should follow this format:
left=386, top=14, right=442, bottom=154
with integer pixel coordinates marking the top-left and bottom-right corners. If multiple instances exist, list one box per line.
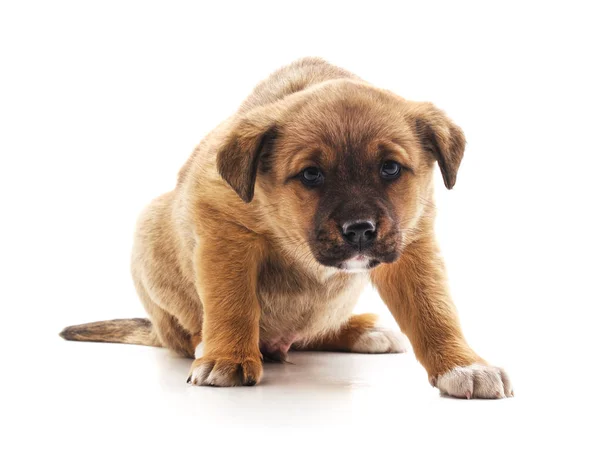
left=300, top=167, right=324, bottom=186
left=380, top=160, right=402, bottom=180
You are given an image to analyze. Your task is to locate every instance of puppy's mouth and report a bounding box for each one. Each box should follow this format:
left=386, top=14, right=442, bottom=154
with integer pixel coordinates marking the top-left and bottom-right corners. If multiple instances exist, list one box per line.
left=313, top=248, right=399, bottom=272
left=309, top=236, right=400, bottom=271
left=338, top=255, right=380, bottom=272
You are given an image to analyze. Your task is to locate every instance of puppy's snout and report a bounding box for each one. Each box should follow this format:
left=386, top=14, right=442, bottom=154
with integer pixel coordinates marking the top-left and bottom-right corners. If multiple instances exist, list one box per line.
left=341, top=220, right=377, bottom=250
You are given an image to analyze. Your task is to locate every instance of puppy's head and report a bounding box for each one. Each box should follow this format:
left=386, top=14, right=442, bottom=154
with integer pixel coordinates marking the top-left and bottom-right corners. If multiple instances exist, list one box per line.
left=217, top=81, right=465, bottom=272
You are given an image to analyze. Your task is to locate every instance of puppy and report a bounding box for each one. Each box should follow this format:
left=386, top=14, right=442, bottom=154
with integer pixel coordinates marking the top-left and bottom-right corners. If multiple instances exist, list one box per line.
left=61, top=57, right=512, bottom=399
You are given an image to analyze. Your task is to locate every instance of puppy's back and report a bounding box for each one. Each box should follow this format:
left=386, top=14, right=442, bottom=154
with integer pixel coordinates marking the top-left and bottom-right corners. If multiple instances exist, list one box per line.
left=177, top=57, right=359, bottom=187
left=238, top=57, right=359, bottom=114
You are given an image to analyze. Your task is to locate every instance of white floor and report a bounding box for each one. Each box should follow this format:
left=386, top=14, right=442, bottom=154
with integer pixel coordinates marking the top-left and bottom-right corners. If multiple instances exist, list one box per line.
left=4, top=327, right=595, bottom=448
left=3, top=280, right=598, bottom=448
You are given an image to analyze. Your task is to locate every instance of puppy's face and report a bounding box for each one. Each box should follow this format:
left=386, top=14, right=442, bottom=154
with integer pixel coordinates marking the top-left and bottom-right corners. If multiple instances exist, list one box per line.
left=218, top=81, right=465, bottom=272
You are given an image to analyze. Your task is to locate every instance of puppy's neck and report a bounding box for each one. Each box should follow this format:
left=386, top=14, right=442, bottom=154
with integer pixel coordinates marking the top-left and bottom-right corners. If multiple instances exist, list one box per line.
left=266, top=234, right=357, bottom=284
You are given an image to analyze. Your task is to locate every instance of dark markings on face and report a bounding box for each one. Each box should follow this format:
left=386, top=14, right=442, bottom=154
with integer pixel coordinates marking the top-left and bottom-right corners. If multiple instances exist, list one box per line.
left=307, top=137, right=403, bottom=268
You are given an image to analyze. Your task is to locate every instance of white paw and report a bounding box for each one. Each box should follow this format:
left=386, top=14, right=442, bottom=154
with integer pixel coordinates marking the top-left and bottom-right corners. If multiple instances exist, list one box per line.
left=194, top=342, right=204, bottom=359
left=187, top=356, right=263, bottom=387
left=432, top=364, right=513, bottom=399
left=351, top=327, right=409, bottom=354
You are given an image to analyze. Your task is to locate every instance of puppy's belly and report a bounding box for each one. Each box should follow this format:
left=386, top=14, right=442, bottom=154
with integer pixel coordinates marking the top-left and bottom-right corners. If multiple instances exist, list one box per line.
left=257, top=273, right=368, bottom=352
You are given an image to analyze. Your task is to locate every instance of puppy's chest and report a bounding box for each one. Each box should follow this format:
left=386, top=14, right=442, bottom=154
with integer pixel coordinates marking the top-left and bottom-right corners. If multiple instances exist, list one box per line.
left=256, top=260, right=368, bottom=339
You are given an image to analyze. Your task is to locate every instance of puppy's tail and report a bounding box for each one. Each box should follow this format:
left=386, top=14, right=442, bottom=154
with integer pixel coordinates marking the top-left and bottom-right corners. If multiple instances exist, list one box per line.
left=59, top=318, right=162, bottom=347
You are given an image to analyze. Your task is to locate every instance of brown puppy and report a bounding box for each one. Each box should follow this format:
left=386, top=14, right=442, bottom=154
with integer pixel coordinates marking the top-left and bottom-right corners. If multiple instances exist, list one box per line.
left=61, top=58, right=512, bottom=399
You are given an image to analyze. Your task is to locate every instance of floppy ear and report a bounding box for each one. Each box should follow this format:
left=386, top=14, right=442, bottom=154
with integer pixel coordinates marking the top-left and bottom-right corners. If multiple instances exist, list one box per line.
left=413, top=104, right=466, bottom=189
left=216, top=116, right=278, bottom=203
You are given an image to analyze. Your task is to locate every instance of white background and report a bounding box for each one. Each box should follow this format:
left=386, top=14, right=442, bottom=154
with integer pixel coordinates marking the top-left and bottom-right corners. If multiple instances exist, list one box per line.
left=1, top=1, right=599, bottom=447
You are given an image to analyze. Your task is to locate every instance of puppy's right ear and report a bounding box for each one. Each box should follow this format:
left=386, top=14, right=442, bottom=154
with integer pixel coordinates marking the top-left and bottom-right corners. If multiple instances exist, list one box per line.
left=216, top=114, right=279, bottom=203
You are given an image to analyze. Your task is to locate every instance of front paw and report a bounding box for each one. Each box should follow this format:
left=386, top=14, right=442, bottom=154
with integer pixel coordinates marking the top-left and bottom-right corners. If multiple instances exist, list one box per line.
left=431, top=364, right=513, bottom=399
left=187, top=355, right=263, bottom=387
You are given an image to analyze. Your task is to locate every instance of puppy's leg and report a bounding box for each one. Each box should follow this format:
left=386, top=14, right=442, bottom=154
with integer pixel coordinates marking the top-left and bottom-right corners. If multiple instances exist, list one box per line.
left=134, top=281, right=200, bottom=358
left=371, top=236, right=513, bottom=399
left=296, top=313, right=408, bottom=354
left=149, top=305, right=197, bottom=357
left=136, top=297, right=194, bottom=357
left=187, top=228, right=264, bottom=387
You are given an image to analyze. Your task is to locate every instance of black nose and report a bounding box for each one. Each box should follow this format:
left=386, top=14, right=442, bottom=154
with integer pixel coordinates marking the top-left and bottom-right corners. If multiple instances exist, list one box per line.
left=341, top=220, right=377, bottom=249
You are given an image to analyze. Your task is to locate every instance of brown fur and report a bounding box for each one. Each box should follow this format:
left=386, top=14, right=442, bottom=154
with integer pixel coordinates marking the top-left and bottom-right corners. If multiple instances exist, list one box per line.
left=60, top=57, right=509, bottom=396
left=371, top=237, right=483, bottom=380
left=297, top=313, right=380, bottom=352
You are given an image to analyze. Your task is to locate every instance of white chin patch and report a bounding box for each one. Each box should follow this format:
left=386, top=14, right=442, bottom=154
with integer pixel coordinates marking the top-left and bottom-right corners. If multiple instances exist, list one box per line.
left=341, top=256, right=371, bottom=272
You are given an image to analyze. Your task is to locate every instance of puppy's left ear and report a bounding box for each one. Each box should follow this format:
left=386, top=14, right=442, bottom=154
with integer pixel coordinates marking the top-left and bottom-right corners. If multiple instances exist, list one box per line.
left=216, top=114, right=278, bottom=203
left=413, top=104, right=466, bottom=189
